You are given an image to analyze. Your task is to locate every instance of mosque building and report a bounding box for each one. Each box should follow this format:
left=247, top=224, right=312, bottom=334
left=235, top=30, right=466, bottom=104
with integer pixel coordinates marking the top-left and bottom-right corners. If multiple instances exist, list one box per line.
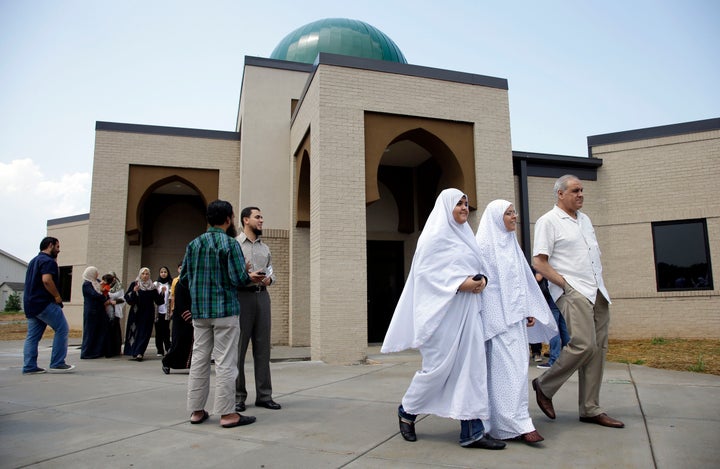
left=49, top=18, right=719, bottom=363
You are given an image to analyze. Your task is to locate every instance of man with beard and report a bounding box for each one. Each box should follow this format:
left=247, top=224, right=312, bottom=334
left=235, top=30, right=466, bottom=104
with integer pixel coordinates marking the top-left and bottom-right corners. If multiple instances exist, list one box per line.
left=22, top=237, right=75, bottom=374
left=235, top=206, right=281, bottom=412
left=182, top=200, right=264, bottom=428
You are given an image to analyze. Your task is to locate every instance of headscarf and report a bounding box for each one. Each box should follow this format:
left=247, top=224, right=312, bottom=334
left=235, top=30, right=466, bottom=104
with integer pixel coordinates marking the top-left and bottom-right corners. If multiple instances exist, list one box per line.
left=156, top=266, right=173, bottom=285
left=109, top=271, right=124, bottom=293
left=475, top=199, right=556, bottom=342
left=135, top=267, right=155, bottom=291
left=382, top=188, right=484, bottom=351
left=82, top=266, right=104, bottom=294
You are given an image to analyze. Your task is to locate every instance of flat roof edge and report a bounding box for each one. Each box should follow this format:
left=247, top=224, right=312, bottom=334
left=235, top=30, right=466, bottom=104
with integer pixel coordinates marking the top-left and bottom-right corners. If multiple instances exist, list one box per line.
left=587, top=117, right=720, bottom=147
left=244, top=56, right=315, bottom=73
left=316, top=53, right=508, bottom=90
left=95, top=122, right=240, bottom=141
left=47, top=213, right=90, bottom=226
left=512, top=150, right=603, bottom=167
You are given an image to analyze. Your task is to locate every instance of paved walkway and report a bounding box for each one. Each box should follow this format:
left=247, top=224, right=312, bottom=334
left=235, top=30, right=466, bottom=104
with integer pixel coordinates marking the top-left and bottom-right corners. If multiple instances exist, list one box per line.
left=1, top=339, right=718, bottom=468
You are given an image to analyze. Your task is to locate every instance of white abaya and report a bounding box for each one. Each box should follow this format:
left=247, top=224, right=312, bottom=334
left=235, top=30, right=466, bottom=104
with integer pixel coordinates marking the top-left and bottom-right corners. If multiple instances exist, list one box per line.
left=382, top=188, right=489, bottom=421
left=476, top=199, right=557, bottom=438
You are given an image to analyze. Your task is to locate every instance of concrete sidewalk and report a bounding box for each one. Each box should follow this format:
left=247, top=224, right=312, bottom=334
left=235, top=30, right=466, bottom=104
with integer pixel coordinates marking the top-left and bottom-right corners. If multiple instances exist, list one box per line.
left=1, top=339, right=718, bottom=469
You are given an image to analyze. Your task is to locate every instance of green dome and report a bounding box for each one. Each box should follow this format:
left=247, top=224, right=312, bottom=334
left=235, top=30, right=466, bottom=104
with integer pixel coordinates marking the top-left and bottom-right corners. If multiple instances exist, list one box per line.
left=270, top=18, right=407, bottom=64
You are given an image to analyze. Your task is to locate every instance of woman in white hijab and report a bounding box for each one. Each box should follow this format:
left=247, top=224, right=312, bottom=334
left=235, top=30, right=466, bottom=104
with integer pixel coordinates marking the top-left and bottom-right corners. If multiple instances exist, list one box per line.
left=475, top=199, right=557, bottom=444
left=382, top=189, right=505, bottom=450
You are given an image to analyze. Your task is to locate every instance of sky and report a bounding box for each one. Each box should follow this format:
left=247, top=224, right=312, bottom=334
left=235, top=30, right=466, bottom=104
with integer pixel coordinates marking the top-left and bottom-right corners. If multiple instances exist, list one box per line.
left=1, top=0, right=718, bottom=262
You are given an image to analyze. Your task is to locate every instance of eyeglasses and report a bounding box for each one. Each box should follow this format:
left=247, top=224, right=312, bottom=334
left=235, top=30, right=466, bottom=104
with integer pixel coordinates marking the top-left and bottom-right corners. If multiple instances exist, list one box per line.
left=504, top=210, right=518, bottom=217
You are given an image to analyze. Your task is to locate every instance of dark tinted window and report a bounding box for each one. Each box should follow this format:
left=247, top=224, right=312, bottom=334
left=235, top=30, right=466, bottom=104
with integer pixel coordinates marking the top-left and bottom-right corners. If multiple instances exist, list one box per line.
left=652, top=219, right=713, bottom=291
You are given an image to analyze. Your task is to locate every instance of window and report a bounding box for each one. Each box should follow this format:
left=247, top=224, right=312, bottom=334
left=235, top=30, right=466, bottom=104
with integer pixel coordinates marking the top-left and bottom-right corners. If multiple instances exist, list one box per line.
left=59, top=266, right=72, bottom=302
left=652, top=219, right=713, bottom=291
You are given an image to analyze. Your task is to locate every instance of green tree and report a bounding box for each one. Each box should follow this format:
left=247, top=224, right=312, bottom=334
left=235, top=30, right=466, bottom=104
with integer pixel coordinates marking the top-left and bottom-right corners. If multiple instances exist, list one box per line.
left=4, top=292, right=22, bottom=312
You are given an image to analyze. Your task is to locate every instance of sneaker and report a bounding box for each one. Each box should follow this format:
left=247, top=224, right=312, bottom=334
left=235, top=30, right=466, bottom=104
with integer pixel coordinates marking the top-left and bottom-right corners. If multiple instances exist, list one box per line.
left=533, top=354, right=542, bottom=362
left=23, top=367, right=46, bottom=375
left=49, top=364, right=76, bottom=373
left=536, top=363, right=551, bottom=369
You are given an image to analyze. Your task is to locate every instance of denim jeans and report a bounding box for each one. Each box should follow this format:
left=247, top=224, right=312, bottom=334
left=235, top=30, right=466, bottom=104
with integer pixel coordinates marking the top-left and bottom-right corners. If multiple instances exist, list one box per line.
left=459, top=419, right=485, bottom=446
left=23, top=303, right=69, bottom=372
left=547, top=300, right=570, bottom=366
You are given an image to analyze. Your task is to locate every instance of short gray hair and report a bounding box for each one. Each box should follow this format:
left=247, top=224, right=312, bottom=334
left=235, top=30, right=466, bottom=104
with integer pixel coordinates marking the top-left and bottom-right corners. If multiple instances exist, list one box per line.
left=553, top=174, right=579, bottom=201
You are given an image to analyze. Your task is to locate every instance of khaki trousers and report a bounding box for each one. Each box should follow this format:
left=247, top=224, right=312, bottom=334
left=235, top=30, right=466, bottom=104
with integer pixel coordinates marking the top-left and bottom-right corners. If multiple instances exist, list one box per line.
left=187, top=315, right=240, bottom=415
left=537, top=286, right=609, bottom=417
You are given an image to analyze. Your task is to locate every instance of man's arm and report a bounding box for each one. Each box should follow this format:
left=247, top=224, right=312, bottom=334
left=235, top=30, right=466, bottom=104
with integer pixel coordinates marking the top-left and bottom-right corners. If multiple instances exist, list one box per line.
left=532, top=254, right=566, bottom=290
left=42, top=273, right=63, bottom=304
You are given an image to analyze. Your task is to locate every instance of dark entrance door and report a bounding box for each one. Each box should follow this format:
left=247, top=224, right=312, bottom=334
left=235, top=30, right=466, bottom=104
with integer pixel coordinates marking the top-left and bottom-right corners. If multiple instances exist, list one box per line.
left=367, top=240, right=405, bottom=343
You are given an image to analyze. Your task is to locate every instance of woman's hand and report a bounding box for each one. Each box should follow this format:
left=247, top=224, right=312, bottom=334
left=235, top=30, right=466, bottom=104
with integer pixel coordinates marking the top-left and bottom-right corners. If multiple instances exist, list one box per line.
left=458, top=276, right=487, bottom=294
left=472, top=276, right=487, bottom=294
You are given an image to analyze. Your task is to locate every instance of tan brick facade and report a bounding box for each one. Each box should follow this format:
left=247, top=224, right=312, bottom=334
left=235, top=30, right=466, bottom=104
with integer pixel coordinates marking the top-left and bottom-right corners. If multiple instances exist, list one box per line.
left=589, top=130, right=720, bottom=338
left=52, top=53, right=718, bottom=363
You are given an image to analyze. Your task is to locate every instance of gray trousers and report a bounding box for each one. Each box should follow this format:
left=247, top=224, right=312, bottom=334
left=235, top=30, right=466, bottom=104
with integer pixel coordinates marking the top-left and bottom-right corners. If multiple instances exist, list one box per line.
left=235, top=290, right=273, bottom=404
left=536, top=286, right=610, bottom=418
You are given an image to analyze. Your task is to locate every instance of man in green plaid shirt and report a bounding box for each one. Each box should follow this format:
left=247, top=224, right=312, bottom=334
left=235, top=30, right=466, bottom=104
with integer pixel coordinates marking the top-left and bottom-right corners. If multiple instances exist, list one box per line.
left=182, top=200, right=264, bottom=428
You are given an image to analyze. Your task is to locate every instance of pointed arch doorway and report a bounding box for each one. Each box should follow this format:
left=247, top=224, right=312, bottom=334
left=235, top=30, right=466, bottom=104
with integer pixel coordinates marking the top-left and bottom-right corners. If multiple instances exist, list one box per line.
left=365, top=114, right=476, bottom=343
left=126, top=166, right=218, bottom=277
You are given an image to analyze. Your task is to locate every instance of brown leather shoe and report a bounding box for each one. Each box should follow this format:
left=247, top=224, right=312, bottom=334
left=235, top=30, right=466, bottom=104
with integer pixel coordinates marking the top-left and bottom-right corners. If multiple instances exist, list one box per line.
left=521, top=430, right=545, bottom=444
left=532, top=378, right=555, bottom=419
left=579, top=413, right=625, bottom=428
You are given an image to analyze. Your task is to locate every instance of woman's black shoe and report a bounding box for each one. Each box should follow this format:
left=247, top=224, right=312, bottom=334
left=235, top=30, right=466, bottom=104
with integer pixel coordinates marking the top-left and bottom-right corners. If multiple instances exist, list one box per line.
left=399, top=415, right=417, bottom=442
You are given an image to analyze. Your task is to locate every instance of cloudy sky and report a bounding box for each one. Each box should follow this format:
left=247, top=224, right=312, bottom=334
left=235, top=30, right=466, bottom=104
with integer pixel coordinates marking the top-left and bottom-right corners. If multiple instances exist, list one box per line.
left=1, top=0, right=718, bottom=262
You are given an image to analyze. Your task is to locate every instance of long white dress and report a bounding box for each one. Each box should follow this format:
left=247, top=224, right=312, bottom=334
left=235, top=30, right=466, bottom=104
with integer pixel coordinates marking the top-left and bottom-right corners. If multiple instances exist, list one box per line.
left=475, top=199, right=557, bottom=438
left=382, top=188, right=489, bottom=421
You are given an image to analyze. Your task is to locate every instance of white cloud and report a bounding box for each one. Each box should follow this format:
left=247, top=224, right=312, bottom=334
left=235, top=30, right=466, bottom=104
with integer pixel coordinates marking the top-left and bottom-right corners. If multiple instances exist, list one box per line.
left=0, top=158, right=90, bottom=262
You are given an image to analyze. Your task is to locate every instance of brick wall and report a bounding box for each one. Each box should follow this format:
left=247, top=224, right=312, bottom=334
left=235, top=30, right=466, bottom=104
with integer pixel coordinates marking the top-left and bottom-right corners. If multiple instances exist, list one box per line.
left=88, top=130, right=240, bottom=297
left=526, top=130, right=719, bottom=339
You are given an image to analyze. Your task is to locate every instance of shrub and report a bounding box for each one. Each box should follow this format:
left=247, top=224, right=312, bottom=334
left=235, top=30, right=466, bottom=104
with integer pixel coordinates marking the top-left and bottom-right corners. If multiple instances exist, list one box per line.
left=4, top=292, right=22, bottom=312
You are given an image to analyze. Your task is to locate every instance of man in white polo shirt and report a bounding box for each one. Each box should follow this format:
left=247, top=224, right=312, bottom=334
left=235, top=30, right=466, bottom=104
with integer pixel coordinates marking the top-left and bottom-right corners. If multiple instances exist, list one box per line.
left=531, top=174, right=624, bottom=429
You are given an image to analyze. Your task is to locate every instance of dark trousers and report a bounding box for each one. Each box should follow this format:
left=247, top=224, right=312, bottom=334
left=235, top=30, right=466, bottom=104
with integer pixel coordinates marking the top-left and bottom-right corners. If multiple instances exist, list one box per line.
left=154, top=314, right=171, bottom=355
left=235, top=290, right=273, bottom=404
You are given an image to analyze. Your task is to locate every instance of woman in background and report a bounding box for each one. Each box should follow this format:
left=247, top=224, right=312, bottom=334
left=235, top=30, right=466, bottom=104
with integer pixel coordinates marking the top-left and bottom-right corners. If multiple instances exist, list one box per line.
left=81, top=266, right=113, bottom=359
left=162, top=275, right=194, bottom=374
left=103, top=272, right=124, bottom=357
left=124, top=267, right=163, bottom=361
left=154, top=266, right=173, bottom=357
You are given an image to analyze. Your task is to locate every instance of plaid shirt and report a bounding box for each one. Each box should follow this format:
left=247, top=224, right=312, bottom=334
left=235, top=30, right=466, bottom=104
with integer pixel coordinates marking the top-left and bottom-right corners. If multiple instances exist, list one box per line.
left=181, top=227, right=250, bottom=319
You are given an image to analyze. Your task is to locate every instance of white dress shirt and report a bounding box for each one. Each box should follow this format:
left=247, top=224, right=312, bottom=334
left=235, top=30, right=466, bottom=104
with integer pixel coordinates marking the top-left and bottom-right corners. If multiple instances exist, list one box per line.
left=533, top=205, right=610, bottom=305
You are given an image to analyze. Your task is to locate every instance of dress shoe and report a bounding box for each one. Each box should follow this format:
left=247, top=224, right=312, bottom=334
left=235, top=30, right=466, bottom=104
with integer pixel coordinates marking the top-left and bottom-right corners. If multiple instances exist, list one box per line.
left=579, top=413, right=625, bottom=428
left=398, top=416, right=417, bottom=442
left=235, top=402, right=246, bottom=412
left=532, top=378, right=556, bottom=419
left=255, top=400, right=282, bottom=410
left=462, top=433, right=506, bottom=450
left=221, top=414, right=256, bottom=428
left=521, top=430, right=544, bottom=444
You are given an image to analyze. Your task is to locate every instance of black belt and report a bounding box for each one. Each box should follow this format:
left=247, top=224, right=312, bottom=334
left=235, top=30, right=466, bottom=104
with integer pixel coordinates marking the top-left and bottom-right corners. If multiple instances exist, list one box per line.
left=240, top=285, right=266, bottom=292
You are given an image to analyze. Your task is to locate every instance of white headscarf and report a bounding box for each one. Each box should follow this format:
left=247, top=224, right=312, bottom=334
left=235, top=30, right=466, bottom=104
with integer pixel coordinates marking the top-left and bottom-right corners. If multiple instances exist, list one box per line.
left=135, top=267, right=155, bottom=291
left=382, top=188, right=484, bottom=351
left=82, top=266, right=103, bottom=294
left=475, top=199, right=556, bottom=342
